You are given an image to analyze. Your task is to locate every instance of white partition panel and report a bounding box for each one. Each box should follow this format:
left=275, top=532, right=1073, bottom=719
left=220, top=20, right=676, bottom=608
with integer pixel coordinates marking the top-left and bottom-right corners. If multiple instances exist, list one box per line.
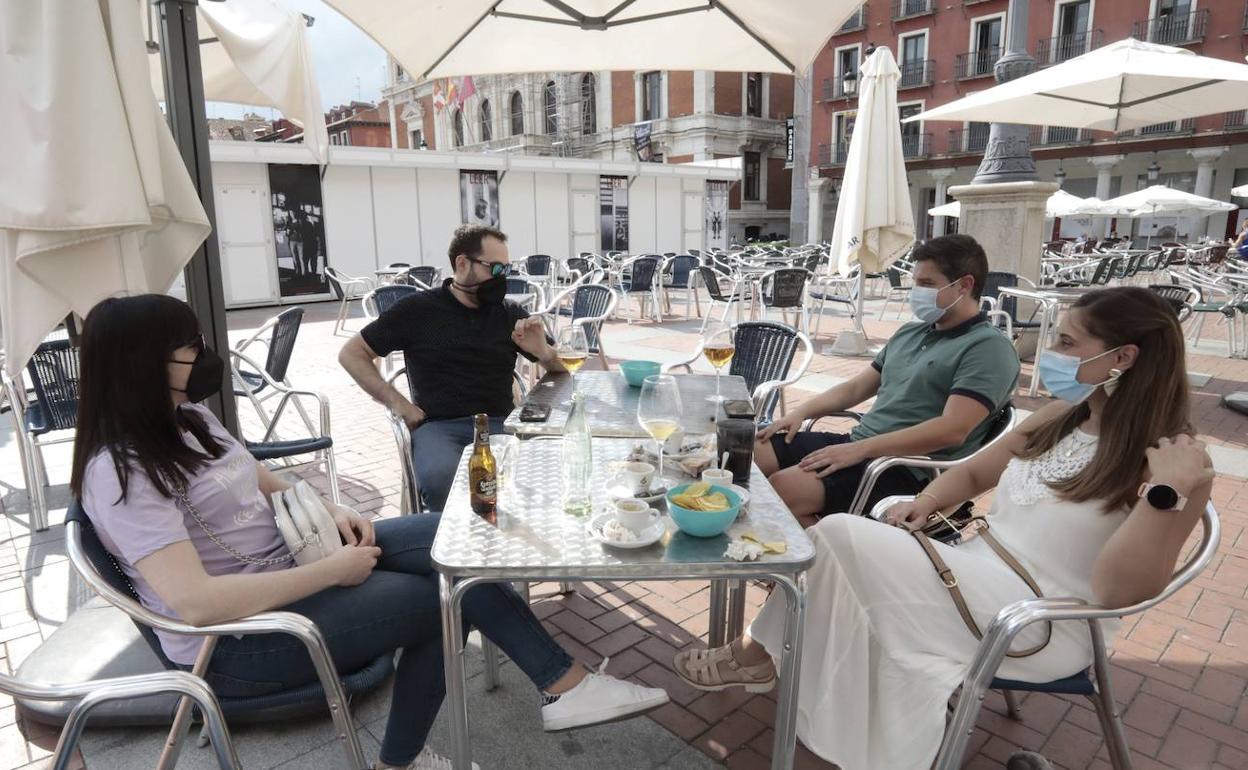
left=215, top=183, right=276, bottom=305
left=322, top=165, right=377, bottom=281
left=683, top=192, right=703, bottom=251
left=534, top=174, right=571, bottom=258
left=372, top=167, right=421, bottom=269
left=655, top=177, right=683, bottom=252
left=630, top=176, right=657, bottom=254
left=416, top=168, right=460, bottom=265
left=499, top=171, right=537, bottom=256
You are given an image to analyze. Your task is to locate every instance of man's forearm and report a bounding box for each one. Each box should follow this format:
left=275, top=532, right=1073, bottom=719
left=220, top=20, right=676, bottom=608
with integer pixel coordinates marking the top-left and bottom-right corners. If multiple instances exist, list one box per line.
left=800, top=380, right=872, bottom=420
left=852, top=417, right=970, bottom=460
left=338, top=344, right=412, bottom=412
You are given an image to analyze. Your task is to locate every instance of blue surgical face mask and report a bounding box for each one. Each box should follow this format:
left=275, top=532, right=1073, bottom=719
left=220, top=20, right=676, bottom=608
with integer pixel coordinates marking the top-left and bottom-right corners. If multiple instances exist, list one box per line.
left=1036, top=347, right=1122, bottom=403
left=908, top=279, right=961, bottom=324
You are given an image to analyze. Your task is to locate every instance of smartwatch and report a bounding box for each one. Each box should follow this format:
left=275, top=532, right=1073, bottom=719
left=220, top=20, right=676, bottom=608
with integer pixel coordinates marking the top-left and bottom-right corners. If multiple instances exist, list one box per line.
left=1138, top=482, right=1187, bottom=512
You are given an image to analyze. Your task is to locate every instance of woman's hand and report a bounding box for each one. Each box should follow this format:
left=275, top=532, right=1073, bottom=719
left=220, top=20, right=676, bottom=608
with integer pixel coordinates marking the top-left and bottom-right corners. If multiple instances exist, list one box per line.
left=757, top=412, right=804, bottom=443
left=1146, top=435, right=1215, bottom=497
left=330, top=503, right=376, bottom=547
left=323, top=544, right=380, bottom=587
left=882, top=499, right=932, bottom=530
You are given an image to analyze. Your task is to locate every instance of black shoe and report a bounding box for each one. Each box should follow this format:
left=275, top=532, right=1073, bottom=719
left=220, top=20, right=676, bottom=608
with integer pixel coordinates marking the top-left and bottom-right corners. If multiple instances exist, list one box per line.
left=1006, top=752, right=1054, bottom=770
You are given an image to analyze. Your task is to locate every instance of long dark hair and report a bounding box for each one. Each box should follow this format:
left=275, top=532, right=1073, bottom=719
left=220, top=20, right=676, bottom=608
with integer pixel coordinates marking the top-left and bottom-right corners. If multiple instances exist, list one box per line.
left=70, top=295, right=227, bottom=502
left=1018, top=287, right=1191, bottom=511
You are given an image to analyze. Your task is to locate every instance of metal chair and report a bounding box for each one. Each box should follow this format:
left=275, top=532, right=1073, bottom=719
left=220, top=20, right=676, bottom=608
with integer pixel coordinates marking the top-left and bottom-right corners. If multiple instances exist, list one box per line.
left=505, top=277, right=546, bottom=311
left=697, top=266, right=747, bottom=333
left=877, top=263, right=913, bottom=320
left=667, top=321, right=814, bottom=423
left=542, top=284, right=620, bottom=369
left=758, top=268, right=813, bottom=333
left=1147, top=283, right=1200, bottom=323
left=931, top=502, right=1221, bottom=770
left=809, top=268, right=862, bottom=340
left=364, top=284, right=422, bottom=319
left=619, top=256, right=663, bottom=323
left=324, top=267, right=375, bottom=336
left=403, top=265, right=440, bottom=287
left=981, top=272, right=1042, bottom=338
left=1171, top=268, right=1244, bottom=356
left=65, top=502, right=386, bottom=770
left=520, top=254, right=554, bottom=287
left=231, top=307, right=309, bottom=434
left=662, top=255, right=703, bottom=318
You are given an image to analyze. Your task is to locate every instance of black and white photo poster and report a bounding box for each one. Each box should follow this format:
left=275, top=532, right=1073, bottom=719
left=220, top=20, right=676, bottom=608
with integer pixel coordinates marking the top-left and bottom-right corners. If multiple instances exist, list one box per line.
left=705, top=180, right=729, bottom=251
left=599, top=176, right=629, bottom=252
left=460, top=170, right=500, bottom=227
left=268, top=164, right=330, bottom=298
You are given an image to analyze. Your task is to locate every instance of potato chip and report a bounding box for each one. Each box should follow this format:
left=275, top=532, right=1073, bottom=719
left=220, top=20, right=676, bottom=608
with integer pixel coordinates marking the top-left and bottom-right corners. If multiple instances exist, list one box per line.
left=684, top=481, right=711, bottom=497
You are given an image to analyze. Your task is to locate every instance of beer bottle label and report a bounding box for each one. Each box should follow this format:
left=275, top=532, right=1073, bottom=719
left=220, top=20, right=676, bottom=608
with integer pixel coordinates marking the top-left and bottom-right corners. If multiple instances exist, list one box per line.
left=475, top=477, right=497, bottom=498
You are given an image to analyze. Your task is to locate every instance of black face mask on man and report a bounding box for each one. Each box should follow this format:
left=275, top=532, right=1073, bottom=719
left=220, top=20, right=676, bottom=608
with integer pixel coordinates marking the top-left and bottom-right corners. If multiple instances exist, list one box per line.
left=453, top=258, right=508, bottom=306
left=170, top=346, right=225, bottom=403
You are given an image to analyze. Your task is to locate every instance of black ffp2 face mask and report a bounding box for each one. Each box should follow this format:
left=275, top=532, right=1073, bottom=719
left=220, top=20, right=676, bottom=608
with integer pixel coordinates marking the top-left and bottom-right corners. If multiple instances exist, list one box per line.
left=170, top=347, right=225, bottom=403
left=454, top=273, right=508, bottom=306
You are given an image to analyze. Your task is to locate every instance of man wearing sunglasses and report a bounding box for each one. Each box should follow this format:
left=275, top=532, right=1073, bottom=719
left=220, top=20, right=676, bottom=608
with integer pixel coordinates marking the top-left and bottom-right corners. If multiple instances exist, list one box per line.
left=339, top=224, right=564, bottom=511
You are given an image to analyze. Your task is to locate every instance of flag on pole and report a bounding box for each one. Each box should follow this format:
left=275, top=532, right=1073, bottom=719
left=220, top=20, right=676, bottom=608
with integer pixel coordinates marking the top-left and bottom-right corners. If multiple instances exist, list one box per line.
left=433, top=80, right=445, bottom=112
left=457, top=76, right=476, bottom=106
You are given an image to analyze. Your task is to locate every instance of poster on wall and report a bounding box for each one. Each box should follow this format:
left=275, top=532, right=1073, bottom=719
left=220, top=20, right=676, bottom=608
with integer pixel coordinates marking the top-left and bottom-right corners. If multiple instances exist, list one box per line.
left=460, top=170, right=500, bottom=227
left=633, top=122, right=655, bottom=163
left=600, top=176, right=629, bottom=252
left=268, top=164, right=330, bottom=298
left=705, top=181, right=729, bottom=251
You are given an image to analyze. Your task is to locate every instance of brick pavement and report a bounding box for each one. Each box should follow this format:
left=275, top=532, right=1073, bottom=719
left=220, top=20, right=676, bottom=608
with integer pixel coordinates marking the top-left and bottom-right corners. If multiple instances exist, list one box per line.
left=0, top=296, right=1245, bottom=769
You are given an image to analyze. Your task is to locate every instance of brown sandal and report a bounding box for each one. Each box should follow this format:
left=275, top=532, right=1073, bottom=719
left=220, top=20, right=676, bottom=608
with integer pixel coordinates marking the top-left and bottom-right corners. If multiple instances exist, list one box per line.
left=673, top=645, right=776, bottom=693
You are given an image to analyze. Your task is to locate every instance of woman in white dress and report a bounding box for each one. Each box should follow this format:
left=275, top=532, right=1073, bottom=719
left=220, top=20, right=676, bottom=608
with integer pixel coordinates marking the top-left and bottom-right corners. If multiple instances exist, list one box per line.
left=673, top=287, right=1215, bottom=770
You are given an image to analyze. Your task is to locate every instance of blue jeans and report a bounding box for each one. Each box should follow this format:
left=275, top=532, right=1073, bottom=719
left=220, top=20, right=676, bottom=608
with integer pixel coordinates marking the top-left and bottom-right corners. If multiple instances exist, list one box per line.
left=411, top=416, right=508, bottom=512
left=205, top=515, right=573, bottom=766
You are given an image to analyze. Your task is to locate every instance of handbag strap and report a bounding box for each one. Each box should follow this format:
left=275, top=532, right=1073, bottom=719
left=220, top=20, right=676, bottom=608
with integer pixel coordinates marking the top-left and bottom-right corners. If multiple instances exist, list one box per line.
left=173, top=484, right=305, bottom=567
left=911, top=523, right=1051, bottom=658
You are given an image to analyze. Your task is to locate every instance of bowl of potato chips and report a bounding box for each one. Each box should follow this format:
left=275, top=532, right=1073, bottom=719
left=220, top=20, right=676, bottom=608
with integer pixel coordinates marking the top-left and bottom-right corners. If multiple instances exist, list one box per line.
left=666, top=482, right=742, bottom=538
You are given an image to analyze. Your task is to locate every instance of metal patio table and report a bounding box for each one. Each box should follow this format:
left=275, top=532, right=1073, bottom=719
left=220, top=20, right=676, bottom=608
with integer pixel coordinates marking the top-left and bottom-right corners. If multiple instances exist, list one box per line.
left=998, top=285, right=1099, bottom=396
left=433, top=437, right=814, bottom=770
left=504, top=370, right=752, bottom=438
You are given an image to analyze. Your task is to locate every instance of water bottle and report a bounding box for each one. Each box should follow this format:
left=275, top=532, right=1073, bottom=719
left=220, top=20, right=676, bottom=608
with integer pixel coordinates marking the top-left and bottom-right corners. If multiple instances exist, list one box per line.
left=562, top=391, right=593, bottom=516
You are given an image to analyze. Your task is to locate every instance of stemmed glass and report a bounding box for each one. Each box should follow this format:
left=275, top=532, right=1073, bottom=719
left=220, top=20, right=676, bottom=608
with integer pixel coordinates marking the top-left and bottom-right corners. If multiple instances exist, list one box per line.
left=556, top=325, right=590, bottom=394
left=637, top=374, right=683, bottom=485
left=702, top=321, right=736, bottom=403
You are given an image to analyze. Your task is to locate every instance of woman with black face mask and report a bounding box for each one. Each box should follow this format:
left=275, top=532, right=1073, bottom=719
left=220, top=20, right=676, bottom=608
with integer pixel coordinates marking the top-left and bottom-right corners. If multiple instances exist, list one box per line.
left=70, top=295, right=668, bottom=770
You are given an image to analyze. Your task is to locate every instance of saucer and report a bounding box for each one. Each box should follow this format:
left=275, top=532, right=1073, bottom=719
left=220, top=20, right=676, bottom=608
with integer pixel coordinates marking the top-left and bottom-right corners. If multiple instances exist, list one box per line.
left=728, top=484, right=751, bottom=514
left=586, top=512, right=665, bottom=549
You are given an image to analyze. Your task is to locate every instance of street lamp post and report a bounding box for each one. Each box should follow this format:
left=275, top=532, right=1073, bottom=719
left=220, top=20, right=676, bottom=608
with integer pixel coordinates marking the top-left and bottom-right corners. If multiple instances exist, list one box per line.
left=971, top=0, right=1039, bottom=184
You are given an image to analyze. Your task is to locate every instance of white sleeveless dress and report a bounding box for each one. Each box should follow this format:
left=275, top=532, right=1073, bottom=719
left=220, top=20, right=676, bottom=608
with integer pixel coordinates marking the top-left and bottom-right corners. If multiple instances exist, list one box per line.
left=748, top=429, right=1128, bottom=770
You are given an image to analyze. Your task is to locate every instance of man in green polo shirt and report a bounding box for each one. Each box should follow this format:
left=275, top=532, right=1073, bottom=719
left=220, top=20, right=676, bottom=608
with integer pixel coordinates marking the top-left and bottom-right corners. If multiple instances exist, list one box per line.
left=757, top=234, right=1020, bottom=521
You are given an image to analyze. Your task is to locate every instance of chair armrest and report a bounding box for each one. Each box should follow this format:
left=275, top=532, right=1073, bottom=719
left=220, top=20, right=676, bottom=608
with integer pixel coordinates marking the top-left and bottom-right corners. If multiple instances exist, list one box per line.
left=985, top=309, right=1013, bottom=338
left=846, top=454, right=948, bottom=517
left=800, top=410, right=863, bottom=432
left=662, top=347, right=703, bottom=374
left=979, top=296, right=998, bottom=312
left=230, top=349, right=330, bottom=442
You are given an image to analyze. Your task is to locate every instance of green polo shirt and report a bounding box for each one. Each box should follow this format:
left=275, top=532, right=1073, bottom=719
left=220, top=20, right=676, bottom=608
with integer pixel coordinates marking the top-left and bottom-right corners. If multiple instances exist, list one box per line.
left=850, top=313, right=1020, bottom=463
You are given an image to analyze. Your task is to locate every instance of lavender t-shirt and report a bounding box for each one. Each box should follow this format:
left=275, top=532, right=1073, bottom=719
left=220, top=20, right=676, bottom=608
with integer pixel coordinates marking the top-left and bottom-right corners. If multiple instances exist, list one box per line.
left=82, top=403, right=292, bottom=665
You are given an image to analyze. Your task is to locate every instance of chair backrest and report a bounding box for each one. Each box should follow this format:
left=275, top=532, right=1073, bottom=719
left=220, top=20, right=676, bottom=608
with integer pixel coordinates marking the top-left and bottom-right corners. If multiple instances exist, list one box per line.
left=885, top=264, right=909, bottom=289
left=981, top=271, right=1022, bottom=320
left=506, top=277, right=534, bottom=295
left=761, top=269, right=810, bottom=308
left=1088, top=256, right=1117, bottom=285
left=1148, top=284, right=1197, bottom=320
left=264, top=307, right=304, bottom=383
left=323, top=267, right=347, bottom=300
left=698, top=266, right=735, bottom=303
left=369, top=284, right=421, bottom=317
left=524, top=255, right=552, bottom=276
left=25, top=338, right=81, bottom=432
left=65, top=502, right=177, bottom=669
left=406, top=265, right=438, bottom=286
left=566, top=257, right=591, bottom=277
left=625, top=257, right=660, bottom=291
left=730, top=322, right=800, bottom=421
left=981, top=404, right=1016, bottom=449
left=667, top=255, right=699, bottom=287
left=570, top=284, right=614, bottom=349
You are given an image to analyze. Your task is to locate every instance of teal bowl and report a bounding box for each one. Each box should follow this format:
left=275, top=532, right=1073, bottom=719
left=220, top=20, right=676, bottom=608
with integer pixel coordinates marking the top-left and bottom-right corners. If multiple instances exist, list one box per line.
left=619, top=360, right=662, bottom=387
left=666, top=484, right=742, bottom=538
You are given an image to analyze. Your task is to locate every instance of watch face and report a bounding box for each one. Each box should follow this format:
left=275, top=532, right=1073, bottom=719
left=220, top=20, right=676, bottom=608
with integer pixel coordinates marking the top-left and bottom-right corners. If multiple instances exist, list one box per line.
left=1146, top=484, right=1179, bottom=510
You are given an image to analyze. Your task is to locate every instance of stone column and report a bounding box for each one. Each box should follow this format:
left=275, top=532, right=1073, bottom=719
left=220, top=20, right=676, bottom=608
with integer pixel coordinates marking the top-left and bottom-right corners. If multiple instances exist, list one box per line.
left=808, top=174, right=832, bottom=243
left=1088, top=154, right=1124, bottom=237
left=1190, top=147, right=1230, bottom=239
left=930, top=168, right=955, bottom=237
left=950, top=181, right=1058, bottom=284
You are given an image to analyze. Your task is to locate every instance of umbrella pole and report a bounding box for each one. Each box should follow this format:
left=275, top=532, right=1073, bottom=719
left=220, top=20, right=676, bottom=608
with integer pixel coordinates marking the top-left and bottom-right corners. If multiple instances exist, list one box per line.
left=155, top=0, right=239, bottom=437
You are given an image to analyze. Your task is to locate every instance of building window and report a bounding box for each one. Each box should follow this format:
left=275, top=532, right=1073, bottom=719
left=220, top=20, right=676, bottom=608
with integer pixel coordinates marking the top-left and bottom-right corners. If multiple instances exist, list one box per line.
left=480, top=99, right=493, bottom=142
left=899, top=32, right=929, bottom=88
left=743, top=151, right=761, bottom=201
left=836, top=48, right=859, bottom=97
left=544, top=80, right=558, bottom=135
left=339, top=131, right=350, bottom=146
left=452, top=109, right=464, bottom=147
left=580, top=73, right=597, bottom=135
left=745, top=73, right=763, bottom=117
left=642, top=71, right=662, bottom=121
left=971, top=17, right=1002, bottom=77
left=410, top=129, right=424, bottom=149
left=899, top=104, right=923, bottom=156
left=510, top=91, right=524, bottom=136
left=330, top=134, right=340, bottom=146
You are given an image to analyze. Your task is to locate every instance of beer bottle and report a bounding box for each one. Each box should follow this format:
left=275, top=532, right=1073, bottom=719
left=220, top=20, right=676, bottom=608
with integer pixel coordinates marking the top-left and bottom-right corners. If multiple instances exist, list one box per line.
left=468, top=413, right=497, bottom=520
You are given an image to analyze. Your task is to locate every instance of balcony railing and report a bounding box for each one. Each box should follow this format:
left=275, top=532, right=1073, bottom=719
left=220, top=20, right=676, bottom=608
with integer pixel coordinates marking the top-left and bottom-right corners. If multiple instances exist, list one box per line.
left=946, top=127, right=991, bottom=154
left=898, top=59, right=935, bottom=89
left=1137, top=118, right=1196, bottom=136
left=901, top=133, right=932, bottom=159
left=954, top=48, right=999, bottom=80
left=816, top=142, right=851, bottom=166
left=1132, top=9, right=1209, bottom=45
left=837, top=4, right=867, bottom=33
left=891, top=0, right=933, bottom=21
left=820, top=76, right=856, bottom=101
left=1226, top=110, right=1248, bottom=129
left=1027, top=126, right=1084, bottom=146
left=1035, top=29, right=1104, bottom=67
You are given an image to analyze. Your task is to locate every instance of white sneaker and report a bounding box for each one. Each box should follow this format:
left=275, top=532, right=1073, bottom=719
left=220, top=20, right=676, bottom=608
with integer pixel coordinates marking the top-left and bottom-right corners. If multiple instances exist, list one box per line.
left=540, top=659, right=670, bottom=731
left=390, top=747, right=480, bottom=770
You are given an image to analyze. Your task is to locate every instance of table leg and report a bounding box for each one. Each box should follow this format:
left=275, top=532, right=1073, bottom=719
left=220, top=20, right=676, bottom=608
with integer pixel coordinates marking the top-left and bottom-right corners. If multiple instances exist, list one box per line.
left=482, top=638, right=501, bottom=691
left=1027, top=300, right=1054, bottom=398
left=726, top=580, right=746, bottom=641
left=707, top=580, right=728, bottom=647
left=769, top=572, right=808, bottom=770
left=441, top=574, right=475, bottom=770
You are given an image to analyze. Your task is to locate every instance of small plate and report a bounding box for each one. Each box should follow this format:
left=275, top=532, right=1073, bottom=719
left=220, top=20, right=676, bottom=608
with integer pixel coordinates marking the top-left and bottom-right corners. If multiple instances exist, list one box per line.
left=586, top=512, right=666, bottom=549
left=728, top=484, right=751, bottom=517
left=607, top=479, right=668, bottom=503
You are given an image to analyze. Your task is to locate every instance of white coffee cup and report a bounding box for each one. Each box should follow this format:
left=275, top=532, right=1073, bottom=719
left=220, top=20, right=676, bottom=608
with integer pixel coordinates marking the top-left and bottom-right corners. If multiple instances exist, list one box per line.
left=613, top=498, right=656, bottom=533
left=701, top=468, right=733, bottom=486
left=621, top=461, right=655, bottom=496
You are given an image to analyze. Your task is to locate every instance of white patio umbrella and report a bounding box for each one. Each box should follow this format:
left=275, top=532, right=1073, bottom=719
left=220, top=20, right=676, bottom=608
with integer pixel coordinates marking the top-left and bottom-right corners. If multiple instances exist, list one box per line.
left=827, top=47, right=915, bottom=352
left=928, top=200, right=961, bottom=218
left=909, top=38, right=1248, bottom=132
left=1099, top=185, right=1235, bottom=247
left=0, top=0, right=211, bottom=376
left=1231, top=184, right=1248, bottom=197
left=147, top=0, right=329, bottom=163
left=929, top=190, right=1088, bottom=220
left=324, top=0, right=858, bottom=76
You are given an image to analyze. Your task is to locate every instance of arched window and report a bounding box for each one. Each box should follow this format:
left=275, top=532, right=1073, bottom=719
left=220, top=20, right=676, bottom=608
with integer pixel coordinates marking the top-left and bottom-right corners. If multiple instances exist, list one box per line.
left=480, top=99, right=493, bottom=142
left=543, top=80, right=558, bottom=135
left=452, top=109, right=464, bottom=147
left=580, top=73, right=596, bottom=135
left=510, top=91, right=524, bottom=136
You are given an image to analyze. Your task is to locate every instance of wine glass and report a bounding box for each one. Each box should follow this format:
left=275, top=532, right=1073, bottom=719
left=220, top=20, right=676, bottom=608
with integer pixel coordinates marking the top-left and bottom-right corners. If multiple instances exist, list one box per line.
left=638, top=374, right=683, bottom=485
left=702, top=321, right=736, bottom=403
left=556, top=325, right=590, bottom=394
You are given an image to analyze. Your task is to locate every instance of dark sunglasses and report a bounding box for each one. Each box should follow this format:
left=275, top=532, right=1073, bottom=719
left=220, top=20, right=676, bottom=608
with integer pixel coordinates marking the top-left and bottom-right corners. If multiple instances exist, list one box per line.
left=468, top=257, right=509, bottom=278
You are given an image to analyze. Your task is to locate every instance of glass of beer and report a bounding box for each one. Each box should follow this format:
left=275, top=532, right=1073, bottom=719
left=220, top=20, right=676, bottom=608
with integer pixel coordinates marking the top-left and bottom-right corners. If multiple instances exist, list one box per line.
left=637, top=374, right=683, bottom=483
left=702, top=322, right=736, bottom=403
left=557, top=325, right=590, bottom=394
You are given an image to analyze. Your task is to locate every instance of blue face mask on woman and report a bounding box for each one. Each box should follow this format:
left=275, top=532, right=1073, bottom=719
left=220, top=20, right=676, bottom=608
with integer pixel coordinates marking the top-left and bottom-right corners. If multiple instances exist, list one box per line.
left=908, top=279, right=960, bottom=324
left=1036, top=347, right=1122, bottom=403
